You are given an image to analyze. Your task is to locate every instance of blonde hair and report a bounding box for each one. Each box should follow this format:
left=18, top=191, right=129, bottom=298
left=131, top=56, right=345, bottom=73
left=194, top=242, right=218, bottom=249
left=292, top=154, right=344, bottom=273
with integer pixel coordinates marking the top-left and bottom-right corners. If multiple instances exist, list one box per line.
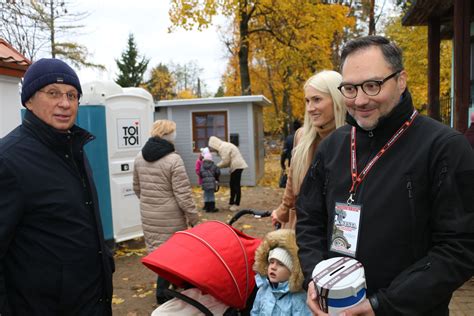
left=150, top=120, right=176, bottom=138
left=291, top=70, right=346, bottom=194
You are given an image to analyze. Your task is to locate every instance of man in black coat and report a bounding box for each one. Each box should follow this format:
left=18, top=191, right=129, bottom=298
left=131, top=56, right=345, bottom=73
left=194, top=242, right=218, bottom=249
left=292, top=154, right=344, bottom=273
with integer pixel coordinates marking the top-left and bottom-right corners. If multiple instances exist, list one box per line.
left=0, top=58, right=114, bottom=315
left=296, top=36, right=474, bottom=315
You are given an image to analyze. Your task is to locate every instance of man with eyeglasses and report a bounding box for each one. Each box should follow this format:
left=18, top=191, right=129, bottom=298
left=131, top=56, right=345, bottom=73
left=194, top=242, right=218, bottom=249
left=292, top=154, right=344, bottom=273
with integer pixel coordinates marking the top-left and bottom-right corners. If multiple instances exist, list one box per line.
left=296, top=36, right=474, bottom=315
left=0, top=58, right=113, bottom=315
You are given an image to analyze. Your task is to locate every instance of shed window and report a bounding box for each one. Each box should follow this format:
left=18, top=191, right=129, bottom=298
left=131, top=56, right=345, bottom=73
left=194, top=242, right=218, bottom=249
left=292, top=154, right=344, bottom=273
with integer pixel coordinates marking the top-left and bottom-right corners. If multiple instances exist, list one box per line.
left=192, top=111, right=228, bottom=152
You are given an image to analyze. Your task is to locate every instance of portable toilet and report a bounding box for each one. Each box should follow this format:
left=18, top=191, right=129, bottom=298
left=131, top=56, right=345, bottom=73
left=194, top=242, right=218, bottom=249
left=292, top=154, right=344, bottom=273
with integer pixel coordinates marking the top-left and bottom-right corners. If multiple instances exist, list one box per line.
left=78, top=80, right=154, bottom=244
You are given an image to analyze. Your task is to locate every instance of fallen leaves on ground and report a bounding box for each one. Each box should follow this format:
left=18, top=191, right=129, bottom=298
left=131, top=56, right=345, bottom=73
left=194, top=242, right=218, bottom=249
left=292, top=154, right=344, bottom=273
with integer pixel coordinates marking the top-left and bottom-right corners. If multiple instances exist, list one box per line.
left=112, top=295, right=125, bottom=305
left=114, top=247, right=147, bottom=258
left=257, top=154, right=281, bottom=187
left=132, top=288, right=154, bottom=298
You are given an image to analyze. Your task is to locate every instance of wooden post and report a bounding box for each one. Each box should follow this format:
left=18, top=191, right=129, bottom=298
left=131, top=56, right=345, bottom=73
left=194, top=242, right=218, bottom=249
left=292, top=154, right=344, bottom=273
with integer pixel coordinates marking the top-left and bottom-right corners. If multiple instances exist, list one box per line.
left=453, top=0, right=471, bottom=133
left=428, top=18, right=441, bottom=121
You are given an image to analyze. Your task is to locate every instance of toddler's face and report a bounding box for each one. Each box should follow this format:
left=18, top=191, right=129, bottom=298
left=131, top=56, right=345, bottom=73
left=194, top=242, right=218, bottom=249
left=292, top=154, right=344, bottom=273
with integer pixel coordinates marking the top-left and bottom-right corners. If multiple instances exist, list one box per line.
left=267, top=258, right=291, bottom=283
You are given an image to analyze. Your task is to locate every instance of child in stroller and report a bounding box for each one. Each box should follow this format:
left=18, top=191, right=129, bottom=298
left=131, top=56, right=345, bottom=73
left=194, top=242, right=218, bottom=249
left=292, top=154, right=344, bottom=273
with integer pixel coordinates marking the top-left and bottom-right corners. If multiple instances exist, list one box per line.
left=251, top=229, right=311, bottom=315
left=141, top=209, right=272, bottom=315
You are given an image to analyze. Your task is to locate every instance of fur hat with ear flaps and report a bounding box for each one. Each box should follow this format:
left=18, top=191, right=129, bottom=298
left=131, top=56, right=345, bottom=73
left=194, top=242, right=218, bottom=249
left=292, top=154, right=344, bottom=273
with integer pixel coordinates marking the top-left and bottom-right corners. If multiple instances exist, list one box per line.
left=253, top=229, right=304, bottom=293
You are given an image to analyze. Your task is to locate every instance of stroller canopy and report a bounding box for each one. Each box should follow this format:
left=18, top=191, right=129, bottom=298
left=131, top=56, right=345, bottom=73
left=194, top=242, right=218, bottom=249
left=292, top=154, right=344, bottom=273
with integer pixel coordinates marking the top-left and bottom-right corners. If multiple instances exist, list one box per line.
left=142, top=221, right=262, bottom=309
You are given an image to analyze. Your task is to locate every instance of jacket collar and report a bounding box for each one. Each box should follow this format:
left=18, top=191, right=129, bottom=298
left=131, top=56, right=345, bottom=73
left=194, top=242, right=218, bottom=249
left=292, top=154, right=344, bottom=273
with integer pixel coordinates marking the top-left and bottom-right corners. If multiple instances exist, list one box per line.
left=255, top=274, right=290, bottom=294
left=141, top=136, right=175, bottom=162
left=345, top=89, right=415, bottom=138
left=22, top=109, right=94, bottom=150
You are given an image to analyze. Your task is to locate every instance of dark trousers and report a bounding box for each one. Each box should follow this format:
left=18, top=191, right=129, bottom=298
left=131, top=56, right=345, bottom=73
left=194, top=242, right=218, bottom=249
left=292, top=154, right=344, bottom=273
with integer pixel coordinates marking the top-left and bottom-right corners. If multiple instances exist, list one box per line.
left=229, top=169, right=243, bottom=206
left=156, top=276, right=171, bottom=303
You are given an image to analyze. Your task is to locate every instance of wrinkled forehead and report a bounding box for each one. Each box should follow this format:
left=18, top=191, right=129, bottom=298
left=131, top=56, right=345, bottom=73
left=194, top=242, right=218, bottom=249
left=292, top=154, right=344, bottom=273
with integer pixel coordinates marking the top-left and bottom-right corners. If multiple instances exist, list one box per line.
left=341, top=46, right=392, bottom=83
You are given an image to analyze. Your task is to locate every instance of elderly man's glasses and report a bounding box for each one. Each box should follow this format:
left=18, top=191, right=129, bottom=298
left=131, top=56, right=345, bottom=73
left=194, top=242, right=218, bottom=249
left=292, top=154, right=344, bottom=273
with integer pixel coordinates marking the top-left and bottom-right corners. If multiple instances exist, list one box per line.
left=337, top=71, right=401, bottom=99
left=38, top=89, right=80, bottom=102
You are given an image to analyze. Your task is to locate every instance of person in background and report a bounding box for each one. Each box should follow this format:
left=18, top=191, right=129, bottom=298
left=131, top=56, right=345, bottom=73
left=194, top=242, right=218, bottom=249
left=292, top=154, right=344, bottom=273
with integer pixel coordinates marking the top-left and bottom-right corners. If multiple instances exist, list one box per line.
left=0, top=58, right=114, bottom=315
left=133, top=119, right=199, bottom=305
left=195, top=149, right=205, bottom=186
left=208, top=136, right=248, bottom=212
left=271, top=70, right=346, bottom=229
left=296, top=35, right=474, bottom=315
left=200, top=151, right=221, bottom=213
left=251, top=229, right=311, bottom=315
left=195, top=147, right=210, bottom=210
left=464, top=111, right=474, bottom=149
left=280, top=119, right=302, bottom=171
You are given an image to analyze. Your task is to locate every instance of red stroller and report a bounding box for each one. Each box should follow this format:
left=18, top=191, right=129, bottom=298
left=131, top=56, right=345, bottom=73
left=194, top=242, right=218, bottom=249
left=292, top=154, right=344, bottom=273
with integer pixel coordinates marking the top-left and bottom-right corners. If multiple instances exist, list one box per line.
left=141, top=209, right=271, bottom=315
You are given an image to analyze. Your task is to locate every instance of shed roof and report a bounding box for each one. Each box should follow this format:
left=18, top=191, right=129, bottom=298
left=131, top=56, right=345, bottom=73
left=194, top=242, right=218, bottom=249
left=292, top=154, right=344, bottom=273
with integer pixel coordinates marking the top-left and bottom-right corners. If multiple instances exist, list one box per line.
left=0, top=38, right=31, bottom=78
left=155, top=95, right=271, bottom=108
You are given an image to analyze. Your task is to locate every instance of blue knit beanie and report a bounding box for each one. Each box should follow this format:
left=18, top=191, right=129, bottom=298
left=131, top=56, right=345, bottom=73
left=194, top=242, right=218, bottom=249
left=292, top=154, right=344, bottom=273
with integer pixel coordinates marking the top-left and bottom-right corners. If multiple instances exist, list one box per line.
left=21, top=58, right=82, bottom=107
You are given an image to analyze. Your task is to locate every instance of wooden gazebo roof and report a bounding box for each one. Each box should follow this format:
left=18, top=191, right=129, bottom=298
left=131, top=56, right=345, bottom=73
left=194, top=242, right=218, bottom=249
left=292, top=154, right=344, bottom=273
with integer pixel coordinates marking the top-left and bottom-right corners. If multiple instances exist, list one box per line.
left=0, top=38, right=31, bottom=78
left=402, top=0, right=454, bottom=26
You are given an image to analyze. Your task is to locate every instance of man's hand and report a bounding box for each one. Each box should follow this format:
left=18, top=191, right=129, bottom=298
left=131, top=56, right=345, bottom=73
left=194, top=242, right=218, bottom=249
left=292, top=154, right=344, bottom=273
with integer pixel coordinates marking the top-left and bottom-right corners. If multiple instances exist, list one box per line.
left=339, top=299, right=375, bottom=316
left=307, top=281, right=328, bottom=315
left=307, top=281, right=374, bottom=316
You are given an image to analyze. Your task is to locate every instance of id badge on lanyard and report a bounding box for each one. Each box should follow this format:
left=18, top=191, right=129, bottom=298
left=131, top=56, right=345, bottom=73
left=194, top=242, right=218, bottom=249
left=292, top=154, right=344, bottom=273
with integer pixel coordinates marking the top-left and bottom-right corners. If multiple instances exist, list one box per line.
left=330, top=110, right=418, bottom=257
left=330, top=202, right=362, bottom=257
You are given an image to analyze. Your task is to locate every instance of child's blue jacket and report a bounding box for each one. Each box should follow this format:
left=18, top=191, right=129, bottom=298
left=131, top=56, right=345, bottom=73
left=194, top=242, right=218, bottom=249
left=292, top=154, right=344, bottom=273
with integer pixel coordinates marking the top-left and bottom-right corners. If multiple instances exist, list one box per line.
left=251, top=274, right=311, bottom=316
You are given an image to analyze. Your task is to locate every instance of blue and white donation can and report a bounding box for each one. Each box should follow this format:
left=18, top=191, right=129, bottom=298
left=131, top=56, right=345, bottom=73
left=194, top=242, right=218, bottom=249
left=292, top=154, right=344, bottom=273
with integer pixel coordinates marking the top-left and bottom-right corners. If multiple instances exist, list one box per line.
left=312, top=257, right=366, bottom=315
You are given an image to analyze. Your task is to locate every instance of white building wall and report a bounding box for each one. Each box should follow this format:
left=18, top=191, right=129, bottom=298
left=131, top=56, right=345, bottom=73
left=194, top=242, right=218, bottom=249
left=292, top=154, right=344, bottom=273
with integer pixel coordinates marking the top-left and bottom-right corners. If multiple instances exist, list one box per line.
left=0, top=75, right=22, bottom=137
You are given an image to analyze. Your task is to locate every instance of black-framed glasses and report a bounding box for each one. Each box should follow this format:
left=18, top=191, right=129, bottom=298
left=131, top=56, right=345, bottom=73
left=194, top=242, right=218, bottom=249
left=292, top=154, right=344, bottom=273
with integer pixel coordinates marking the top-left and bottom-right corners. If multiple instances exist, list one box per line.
left=337, top=71, right=401, bottom=99
left=38, top=89, right=80, bottom=102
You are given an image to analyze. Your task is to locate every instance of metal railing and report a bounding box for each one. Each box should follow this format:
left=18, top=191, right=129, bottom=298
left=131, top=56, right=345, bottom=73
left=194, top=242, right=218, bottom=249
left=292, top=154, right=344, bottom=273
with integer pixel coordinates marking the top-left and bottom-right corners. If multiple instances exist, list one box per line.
left=439, top=97, right=452, bottom=126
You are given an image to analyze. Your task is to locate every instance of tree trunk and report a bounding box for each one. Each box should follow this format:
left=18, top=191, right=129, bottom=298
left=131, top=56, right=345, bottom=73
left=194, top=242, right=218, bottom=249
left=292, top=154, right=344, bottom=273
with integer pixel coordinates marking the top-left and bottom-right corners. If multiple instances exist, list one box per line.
left=281, top=67, right=293, bottom=137
left=368, top=0, right=376, bottom=35
left=265, top=64, right=279, bottom=115
left=238, top=3, right=252, bottom=95
left=49, top=0, right=56, bottom=58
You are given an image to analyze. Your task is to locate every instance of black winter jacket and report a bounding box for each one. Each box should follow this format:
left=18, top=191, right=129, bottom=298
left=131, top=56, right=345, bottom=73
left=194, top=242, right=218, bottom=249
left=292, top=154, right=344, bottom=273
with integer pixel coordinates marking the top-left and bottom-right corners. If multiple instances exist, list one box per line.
left=296, top=91, right=474, bottom=315
left=200, top=160, right=220, bottom=191
left=0, top=110, right=114, bottom=315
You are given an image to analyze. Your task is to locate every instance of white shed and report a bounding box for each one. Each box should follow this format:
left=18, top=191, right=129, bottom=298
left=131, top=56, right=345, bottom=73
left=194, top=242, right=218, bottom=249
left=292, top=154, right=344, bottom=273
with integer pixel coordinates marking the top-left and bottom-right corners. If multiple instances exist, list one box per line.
left=155, top=95, right=271, bottom=186
left=0, top=38, right=30, bottom=137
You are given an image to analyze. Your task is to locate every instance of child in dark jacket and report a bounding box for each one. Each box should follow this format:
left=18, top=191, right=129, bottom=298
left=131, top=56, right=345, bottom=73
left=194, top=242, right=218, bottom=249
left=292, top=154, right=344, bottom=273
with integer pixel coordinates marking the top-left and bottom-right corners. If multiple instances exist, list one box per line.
left=200, top=151, right=220, bottom=212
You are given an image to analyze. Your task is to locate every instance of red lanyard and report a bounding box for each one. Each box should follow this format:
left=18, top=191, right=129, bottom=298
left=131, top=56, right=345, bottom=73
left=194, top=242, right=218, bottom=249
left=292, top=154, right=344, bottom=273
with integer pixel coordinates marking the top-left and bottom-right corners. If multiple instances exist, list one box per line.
left=347, top=110, right=418, bottom=204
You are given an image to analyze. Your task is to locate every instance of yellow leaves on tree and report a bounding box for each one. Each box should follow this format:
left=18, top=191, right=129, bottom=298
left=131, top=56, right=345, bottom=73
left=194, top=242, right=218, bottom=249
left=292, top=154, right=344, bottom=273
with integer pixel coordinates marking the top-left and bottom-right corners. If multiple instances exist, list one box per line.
left=176, top=89, right=197, bottom=99
left=169, top=1, right=356, bottom=134
left=169, top=0, right=221, bottom=31
left=384, top=16, right=452, bottom=116
left=242, top=2, right=354, bottom=134
left=143, top=63, right=176, bottom=101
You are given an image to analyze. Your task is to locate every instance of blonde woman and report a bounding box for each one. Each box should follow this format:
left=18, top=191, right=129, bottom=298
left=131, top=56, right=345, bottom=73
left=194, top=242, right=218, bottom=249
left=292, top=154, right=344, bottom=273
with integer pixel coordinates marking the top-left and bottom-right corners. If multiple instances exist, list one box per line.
left=133, top=119, right=199, bottom=304
left=271, top=70, right=346, bottom=229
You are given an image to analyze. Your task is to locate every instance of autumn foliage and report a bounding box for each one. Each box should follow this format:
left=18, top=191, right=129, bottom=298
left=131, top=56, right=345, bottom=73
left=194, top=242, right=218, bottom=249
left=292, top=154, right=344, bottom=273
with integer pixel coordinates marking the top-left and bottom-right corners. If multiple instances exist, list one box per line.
left=384, top=16, right=452, bottom=118
left=169, top=1, right=452, bottom=134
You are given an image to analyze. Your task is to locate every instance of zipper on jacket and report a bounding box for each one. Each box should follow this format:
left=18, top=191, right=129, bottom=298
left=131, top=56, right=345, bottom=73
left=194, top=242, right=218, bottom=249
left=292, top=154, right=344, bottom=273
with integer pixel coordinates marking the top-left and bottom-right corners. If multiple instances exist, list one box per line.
left=309, top=159, right=320, bottom=179
left=393, top=261, right=431, bottom=292
left=368, top=130, right=374, bottom=137
left=437, top=164, right=448, bottom=189
left=406, top=175, right=418, bottom=260
left=322, top=175, right=329, bottom=196
left=407, top=179, right=413, bottom=199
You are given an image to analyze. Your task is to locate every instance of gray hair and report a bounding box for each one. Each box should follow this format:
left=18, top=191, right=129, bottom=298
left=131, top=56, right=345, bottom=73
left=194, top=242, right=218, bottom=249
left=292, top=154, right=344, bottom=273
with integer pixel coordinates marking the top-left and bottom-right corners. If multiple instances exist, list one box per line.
left=340, top=35, right=404, bottom=72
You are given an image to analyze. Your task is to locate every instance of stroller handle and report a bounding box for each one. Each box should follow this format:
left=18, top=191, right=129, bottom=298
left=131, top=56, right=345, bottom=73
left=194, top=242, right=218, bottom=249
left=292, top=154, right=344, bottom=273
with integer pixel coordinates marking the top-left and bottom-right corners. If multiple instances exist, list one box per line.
left=228, top=209, right=271, bottom=226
